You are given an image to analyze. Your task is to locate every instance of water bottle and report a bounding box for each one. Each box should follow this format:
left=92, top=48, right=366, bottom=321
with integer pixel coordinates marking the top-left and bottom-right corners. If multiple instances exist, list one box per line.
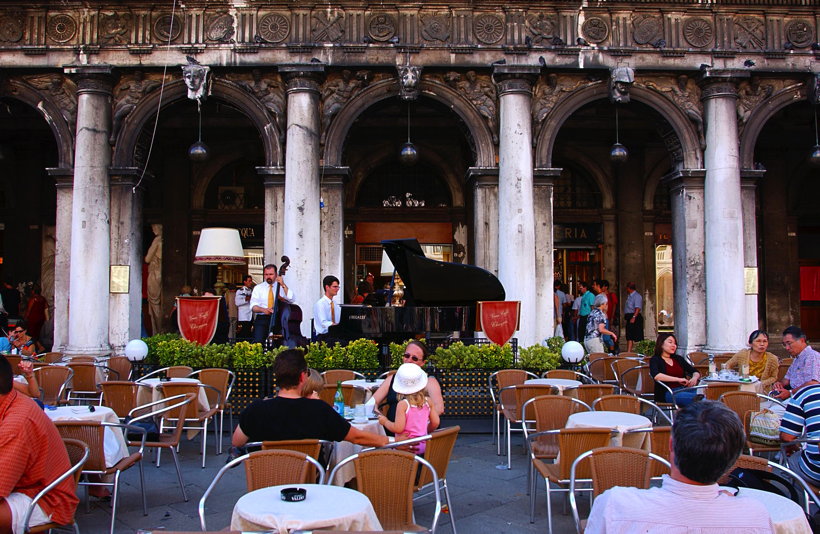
left=333, top=380, right=345, bottom=416
left=708, top=354, right=716, bottom=377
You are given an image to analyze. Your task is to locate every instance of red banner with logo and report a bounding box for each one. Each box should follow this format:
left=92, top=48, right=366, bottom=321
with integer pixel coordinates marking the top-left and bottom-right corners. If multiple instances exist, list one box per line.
left=478, top=301, right=520, bottom=346
left=177, top=296, right=221, bottom=345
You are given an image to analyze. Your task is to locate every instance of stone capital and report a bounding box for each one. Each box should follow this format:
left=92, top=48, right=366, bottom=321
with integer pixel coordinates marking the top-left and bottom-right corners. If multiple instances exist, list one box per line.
left=492, top=65, right=540, bottom=97
left=320, top=166, right=350, bottom=186
left=698, top=69, right=749, bottom=101
left=64, top=64, right=114, bottom=95
left=47, top=167, right=74, bottom=188
left=661, top=168, right=706, bottom=192
left=257, top=166, right=285, bottom=187
left=109, top=167, right=149, bottom=190
left=740, top=169, right=765, bottom=189
left=279, top=64, right=325, bottom=94
left=534, top=167, right=561, bottom=187
left=466, top=166, right=499, bottom=187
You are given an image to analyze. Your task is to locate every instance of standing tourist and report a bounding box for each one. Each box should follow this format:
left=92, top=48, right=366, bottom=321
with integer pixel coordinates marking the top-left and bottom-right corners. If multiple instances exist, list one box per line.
left=623, top=282, right=643, bottom=352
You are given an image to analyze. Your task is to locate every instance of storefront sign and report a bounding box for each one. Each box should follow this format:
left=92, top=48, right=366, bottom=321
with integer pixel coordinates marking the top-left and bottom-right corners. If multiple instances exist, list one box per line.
left=553, top=223, right=603, bottom=244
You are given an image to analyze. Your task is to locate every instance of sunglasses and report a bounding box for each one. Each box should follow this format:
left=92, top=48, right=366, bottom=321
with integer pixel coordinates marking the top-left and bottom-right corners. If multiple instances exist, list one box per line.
left=403, top=353, right=422, bottom=362
left=12, top=329, right=23, bottom=334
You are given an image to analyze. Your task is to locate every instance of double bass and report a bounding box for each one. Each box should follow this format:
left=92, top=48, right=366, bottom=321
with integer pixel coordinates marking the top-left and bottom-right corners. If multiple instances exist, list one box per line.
left=267, top=256, right=307, bottom=348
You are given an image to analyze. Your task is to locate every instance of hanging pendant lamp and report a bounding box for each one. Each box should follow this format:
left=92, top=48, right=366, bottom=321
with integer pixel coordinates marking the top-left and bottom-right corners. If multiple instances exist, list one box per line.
left=610, top=106, right=628, bottom=164
left=399, top=102, right=418, bottom=166
left=188, top=100, right=210, bottom=161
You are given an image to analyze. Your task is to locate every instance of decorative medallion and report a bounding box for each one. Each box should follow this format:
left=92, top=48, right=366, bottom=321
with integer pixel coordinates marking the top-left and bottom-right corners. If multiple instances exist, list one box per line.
left=312, top=10, right=344, bottom=42
left=258, top=13, right=290, bottom=43
left=734, top=17, right=765, bottom=50
left=154, top=14, right=181, bottom=42
left=632, top=14, right=662, bottom=46
left=0, top=11, right=24, bottom=43
left=785, top=20, right=814, bottom=49
left=99, top=12, right=131, bottom=45
left=525, top=12, right=556, bottom=44
left=581, top=17, right=609, bottom=44
left=367, top=13, right=396, bottom=42
left=47, top=14, right=76, bottom=43
left=474, top=14, right=504, bottom=44
left=682, top=17, right=713, bottom=48
left=206, top=12, right=234, bottom=42
left=420, top=13, right=450, bottom=43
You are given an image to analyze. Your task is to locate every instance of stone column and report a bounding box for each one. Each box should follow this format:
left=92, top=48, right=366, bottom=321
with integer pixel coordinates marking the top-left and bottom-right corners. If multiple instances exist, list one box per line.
left=741, top=170, right=765, bottom=335
left=109, top=169, right=143, bottom=354
left=279, top=65, right=324, bottom=338
left=257, top=166, right=285, bottom=263
left=701, top=72, right=748, bottom=352
left=663, top=170, right=706, bottom=356
left=494, top=66, right=539, bottom=347
left=467, top=168, right=499, bottom=276
left=321, top=167, right=349, bottom=297
left=534, top=168, right=559, bottom=343
left=46, top=169, right=73, bottom=352
left=64, top=65, right=113, bottom=356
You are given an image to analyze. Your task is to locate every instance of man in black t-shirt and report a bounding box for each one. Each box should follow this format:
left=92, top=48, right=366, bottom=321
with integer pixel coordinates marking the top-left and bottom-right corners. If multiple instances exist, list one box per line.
left=232, top=349, right=389, bottom=448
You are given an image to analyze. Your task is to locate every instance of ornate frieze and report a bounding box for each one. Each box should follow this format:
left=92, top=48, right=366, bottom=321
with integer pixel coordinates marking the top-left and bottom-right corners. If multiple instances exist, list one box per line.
left=682, top=17, right=713, bottom=48
left=420, top=12, right=450, bottom=43
left=110, top=71, right=161, bottom=145
left=320, top=69, right=370, bottom=143
left=153, top=13, right=181, bottom=43
left=258, top=13, right=290, bottom=43
left=206, top=11, right=234, bottom=43
left=734, top=16, right=766, bottom=49
left=444, top=70, right=497, bottom=142
left=785, top=19, right=814, bottom=48
left=473, top=14, right=504, bottom=45
left=312, top=9, right=345, bottom=43
left=525, top=12, right=557, bottom=45
left=99, top=11, right=131, bottom=45
left=582, top=16, right=609, bottom=44
left=47, top=14, right=76, bottom=43
left=367, top=13, right=396, bottom=43
left=632, top=14, right=663, bottom=46
left=227, top=70, right=286, bottom=138
left=0, top=11, right=24, bottom=43
left=21, top=73, right=77, bottom=126
left=640, top=75, right=705, bottom=149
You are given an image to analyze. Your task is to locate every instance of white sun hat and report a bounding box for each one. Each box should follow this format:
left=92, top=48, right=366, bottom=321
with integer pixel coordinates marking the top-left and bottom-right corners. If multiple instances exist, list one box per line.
left=392, top=363, right=429, bottom=395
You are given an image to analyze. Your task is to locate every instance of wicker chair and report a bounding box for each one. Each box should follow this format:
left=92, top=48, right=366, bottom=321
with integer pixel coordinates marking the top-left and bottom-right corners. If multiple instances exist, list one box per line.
left=106, top=356, right=133, bottom=381
left=127, top=393, right=196, bottom=500
left=157, top=382, right=221, bottom=467
left=5, top=354, right=22, bottom=371
left=586, top=352, right=609, bottom=362
left=329, top=449, right=442, bottom=533
left=566, top=384, right=617, bottom=407
left=66, top=362, right=104, bottom=405
left=54, top=420, right=146, bottom=534
left=611, top=358, right=642, bottom=386
left=415, top=426, right=460, bottom=534
left=527, top=428, right=614, bottom=533
left=41, top=351, right=64, bottom=364
left=188, top=368, right=235, bottom=454
left=717, top=453, right=771, bottom=485
left=260, top=439, right=329, bottom=482
left=499, top=384, right=556, bottom=469
left=568, top=447, right=671, bottom=534
left=777, top=362, right=791, bottom=383
left=199, top=450, right=326, bottom=531
left=617, top=352, right=641, bottom=359
left=136, top=366, right=194, bottom=381
left=719, top=390, right=762, bottom=422
left=32, top=365, right=72, bottom=405
left=100, top=380, right=150, bottom=420
left=24, top=438, right=90, bottom=534
left=319, top=383, right=369, bottom=407
left=688, top=351, right=710, bottom=365
left=322, top=369, right=366, bottom=383
left=489, top=369, right=538, bottom=455
left=587, top=357, right=621, bottom=385
left=591, top=394, right=673, bottom=425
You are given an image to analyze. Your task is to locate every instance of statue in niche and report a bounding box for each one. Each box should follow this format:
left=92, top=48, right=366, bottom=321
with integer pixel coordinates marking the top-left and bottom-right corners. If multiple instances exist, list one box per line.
left=321, top=70, right=371, bottom=143
left=445, top=70, right=497, bottom=143
left=145, top=224, right=163, bottom=335
left=182, top=56, right=210, bottom=102
left=609, top=66, right=634, bottom=104
left=643, top=75, right=706, bottom=150
left=110, top=71, right=161, bottom=145
left=737, top=77, right=774, bottom=124
left=232, top=69, right=286, bottom=140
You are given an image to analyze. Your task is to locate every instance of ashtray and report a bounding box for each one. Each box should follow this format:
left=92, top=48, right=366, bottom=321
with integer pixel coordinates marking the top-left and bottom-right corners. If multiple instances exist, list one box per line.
left=281, top=487, right=306, bottom=502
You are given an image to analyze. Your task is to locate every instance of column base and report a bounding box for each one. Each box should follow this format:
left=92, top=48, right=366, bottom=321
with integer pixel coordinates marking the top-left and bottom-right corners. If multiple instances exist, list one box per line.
left=62, top=345, right=112, bottom=357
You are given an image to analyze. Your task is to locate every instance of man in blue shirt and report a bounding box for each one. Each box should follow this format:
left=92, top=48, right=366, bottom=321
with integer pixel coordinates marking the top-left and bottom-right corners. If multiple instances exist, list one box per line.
left=780, top=382, right=820, bottom=484
left=577, top=281, right=595, bottom=345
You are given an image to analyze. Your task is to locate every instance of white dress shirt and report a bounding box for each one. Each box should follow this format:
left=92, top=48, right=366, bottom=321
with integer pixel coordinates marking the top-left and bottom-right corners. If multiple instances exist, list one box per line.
left=235, top=286, right=253, bottom=321
left=249, top=281, right=294, bottom=314
left=313, top=294, right=339, bottom=334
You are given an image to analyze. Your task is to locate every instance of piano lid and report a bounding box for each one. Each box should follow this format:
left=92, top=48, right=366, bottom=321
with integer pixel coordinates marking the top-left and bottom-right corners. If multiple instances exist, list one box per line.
left=381, top=238, right=506, bottom=307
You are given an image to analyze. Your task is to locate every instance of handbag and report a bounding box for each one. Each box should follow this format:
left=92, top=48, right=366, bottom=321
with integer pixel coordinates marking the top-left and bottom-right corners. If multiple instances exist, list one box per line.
left=748, top=409, right=781, bottom=446
left=554, top=324, right=564, bottom=338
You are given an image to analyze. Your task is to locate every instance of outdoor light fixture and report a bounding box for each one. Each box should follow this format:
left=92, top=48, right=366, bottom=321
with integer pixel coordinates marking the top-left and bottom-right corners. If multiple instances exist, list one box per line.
left=194, top=227, right=245, bottom=265
left=399, top=102, right=418, bottom=166
left=188, top=102, right=210, bottom=162
left=610, top=106, right=628, bottom=163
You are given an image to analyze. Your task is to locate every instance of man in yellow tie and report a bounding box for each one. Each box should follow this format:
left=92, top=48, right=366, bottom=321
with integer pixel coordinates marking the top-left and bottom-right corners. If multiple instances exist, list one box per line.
left=250, top=263, right=294, bottom=343
left=313, top=275, right=340, bottom=343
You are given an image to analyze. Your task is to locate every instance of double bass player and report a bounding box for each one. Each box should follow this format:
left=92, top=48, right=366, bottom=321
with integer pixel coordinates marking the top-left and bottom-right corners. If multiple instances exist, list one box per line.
left=250, top=263, right=295, bottom=343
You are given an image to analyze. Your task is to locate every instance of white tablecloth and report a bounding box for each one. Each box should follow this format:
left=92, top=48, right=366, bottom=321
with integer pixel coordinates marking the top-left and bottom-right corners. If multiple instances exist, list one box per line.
left=723, top=487, right=812, bottom=534
left=525, top=378, right=582, bottom=394
left=342, top=379, right=384, bottom=390
left=330, top=420, right=386, bottom=486
left=136, top=377, right=210, bottom=411
left=231, top=484, right=382, bottom=533
left=701, top=377, right=763, bottom=394
left=567, top=410, right=651, bottom=448
left=46, top=405, right=129, bottom=467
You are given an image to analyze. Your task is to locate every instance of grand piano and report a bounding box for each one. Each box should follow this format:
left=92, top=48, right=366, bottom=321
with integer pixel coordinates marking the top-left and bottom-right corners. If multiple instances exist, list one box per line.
left=329, top=238, right=506, bottom=344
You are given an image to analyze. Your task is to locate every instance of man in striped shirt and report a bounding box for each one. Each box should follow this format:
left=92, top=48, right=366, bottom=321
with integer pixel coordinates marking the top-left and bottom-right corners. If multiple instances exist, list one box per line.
left=780, top=383, right=820, bottom=484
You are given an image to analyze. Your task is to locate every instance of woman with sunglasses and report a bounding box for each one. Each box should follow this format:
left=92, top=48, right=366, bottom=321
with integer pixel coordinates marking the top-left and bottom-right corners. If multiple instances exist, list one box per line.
left=725, top=330, right=779, bottom=390
left=8, top=321, right=43, bottom=357
left=371, top=340, right=444, bottom=433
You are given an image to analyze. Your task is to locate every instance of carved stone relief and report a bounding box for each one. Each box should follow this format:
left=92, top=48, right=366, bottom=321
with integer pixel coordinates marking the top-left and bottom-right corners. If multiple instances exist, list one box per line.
left=312, top=10, right=345, bottom=43
left=22, top=74, right=77, bottom=126
left=581, top=16, right=609, bottom=44
left=736, top=77, right=774, bottom=124
left=99, top=11, right=131, bottom=45
left=321, top=70, right=371, bottom=143
left=682, top=17, right=713, bottom=48
left=785, top=20, right=814, bottom=49
left=397, top=65, right=422, bottom=101
left=206, top=12, right=234, bottom=43
left=444, top=70, right=497, bottom=143
left=810, top=73, right=820, bottom=106
left=47, top=14, right=77, bottom=43
left=110, top=71, right=161, bottom=145
left=420, top=13, right=450, bottom=43
left=258, top=13, right=290, bottom=43
left=532, top=74, right=600, bottom=134
left=632, top=14, right=662, bottom=46
left=227, top=70, right=286, bottom=139
left=0, top=11, right=24, bottom=43
left=609, top=67, right=634, bottom=104
left=525, top=12, right=557, bottom=44
left=734, top=16, right=765, bottom=50
left=154, top=14, right=181, bottom=42
left=640, top=75, right=705, bottom=150
left=367, top=13, right=396, bottom=42
left=474, top=14, right=504, bottom=44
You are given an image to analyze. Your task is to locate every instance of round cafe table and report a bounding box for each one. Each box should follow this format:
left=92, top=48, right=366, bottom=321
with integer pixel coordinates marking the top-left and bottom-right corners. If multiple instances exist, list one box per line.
left=566, top=410, right=651, bottom=449
left=342, top=378, right=385, bottom=390
left=721, top=487, right=812, bottom=534
left=525, top=378, right=581, bottom=394
left=231, top=483, right=382, bottom=533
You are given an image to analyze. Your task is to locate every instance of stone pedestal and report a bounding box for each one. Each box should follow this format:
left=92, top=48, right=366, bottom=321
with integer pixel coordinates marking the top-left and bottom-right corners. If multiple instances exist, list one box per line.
left=701, top=73, right=748, bottom=352
left=320, top=167, right=348, bottom=298
left=257, top=166, right=285, bottom=263
left=467, top=168, right=499, bottom=276
left=109, top=169, right=143, bottom=354
left=280, top=65, right=324, bottom=337
left=663, top=170, right=706, bottom=356
left=64, top=66, right=113, bottom=355
left=494, top=66, right=539, bottom=347
left=46, top=168, right=73, bottom=352
left=535, top=169, right=559, bottom=343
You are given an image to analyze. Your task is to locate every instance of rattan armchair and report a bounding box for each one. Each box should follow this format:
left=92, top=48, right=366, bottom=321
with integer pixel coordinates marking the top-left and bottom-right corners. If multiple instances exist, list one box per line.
left=488, top=369, right=538, bottom=455
left=187, top=368, right=235, bottom=454
left=499, top=384, right=556, bottom=469
left=541, top=369, right=594, bottom=383
left=322, top=369, right=366, bottom=383
left=157, top=382, right=221, bottom=468
left=623, top=426, right=672, bottom=478
left=66, top=362, right=104, bottom=405
left=100, top=380, right=151, bottom=420
left=718, top=391, right=785, bottom=423
left=566, top=384, right=617, bottom=407
left=106, top=356, right=133, bottom=381
left=319, top=383, right=369, bottom=407
left=136, top=365, right=194, bottom=381
left=258, top=439, right=331, bottom=481
left=591, top=394, right=673, bottom=425
left=32, top=365, right=72, bottom=405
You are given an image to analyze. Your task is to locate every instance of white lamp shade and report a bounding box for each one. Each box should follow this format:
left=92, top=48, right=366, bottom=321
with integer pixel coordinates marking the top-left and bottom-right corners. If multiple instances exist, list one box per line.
left=562, top=340, right=585, bottom=363
left=194, top=227, right=245, bottom=265
left=380, top=250, right=395, bottom=277
left=125, top=339, right=148, bottom=361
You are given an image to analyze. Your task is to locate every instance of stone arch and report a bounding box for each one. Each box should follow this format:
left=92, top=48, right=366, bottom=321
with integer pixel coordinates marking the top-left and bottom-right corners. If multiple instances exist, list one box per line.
left=535, top=82, right=703, bottom=170
left=642, top=154, right=674, bottom=211
left=323, top=77, right=496, bottom=168
left=112, top=79, right=281, bottom=168
left=555, top=146, right=615, bottom=210
left=739, top=81, right=806, bottom=169
left=2, top=78, right=74, bottom=168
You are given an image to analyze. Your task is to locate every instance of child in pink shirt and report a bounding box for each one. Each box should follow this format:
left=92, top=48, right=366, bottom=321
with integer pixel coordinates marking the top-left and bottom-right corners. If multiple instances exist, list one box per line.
left=377, top=363, right=440, bottom=452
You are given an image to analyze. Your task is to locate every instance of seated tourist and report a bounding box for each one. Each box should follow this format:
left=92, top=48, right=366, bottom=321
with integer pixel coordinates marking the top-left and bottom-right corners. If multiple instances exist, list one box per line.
left=649, top=332, right=700, bottom=406
left=0, top=355, right=79, bottom=534
left=780, top=382, right=820, bottom=485
left=12, top=360, right=39, bottom=400
left=7, top=322, right=43, bottom=357
left=725, top=330, right=779, bottom=390
left=232, top=349, right=388, bottom=447
left=585, top=401, right=774, bottom=533
left=771, top=326, right=820, bottom=400
left=301, top=368, right=323, bottom=400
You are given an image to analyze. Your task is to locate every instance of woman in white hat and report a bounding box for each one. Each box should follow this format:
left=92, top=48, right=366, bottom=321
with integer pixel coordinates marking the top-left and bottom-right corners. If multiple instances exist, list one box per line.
left=377, top=362, right=440, bottom=453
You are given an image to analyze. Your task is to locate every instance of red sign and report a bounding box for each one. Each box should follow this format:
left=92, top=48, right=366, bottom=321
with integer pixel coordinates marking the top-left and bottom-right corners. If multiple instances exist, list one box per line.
left=177, top=296, right=221, bottom=345
left=478, top=301, right=520, bottom=346
left=801, top=266, right=820, bottom=301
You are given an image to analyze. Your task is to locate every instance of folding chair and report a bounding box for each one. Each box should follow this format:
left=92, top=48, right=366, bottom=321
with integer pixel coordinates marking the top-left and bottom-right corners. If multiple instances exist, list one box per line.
left=500, top=384, right=555, bottom=469
left=188, top=368, right=235, bottom=453
left=157, top=382, right=221, bottom=467
left=488, top=369, right=537, bottom=455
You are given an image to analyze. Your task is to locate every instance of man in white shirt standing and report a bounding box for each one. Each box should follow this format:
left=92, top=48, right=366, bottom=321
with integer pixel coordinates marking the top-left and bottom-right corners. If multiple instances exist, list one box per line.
left=235, top=275, right=254, bottom=339
left=250, top=264, right=294, bottom=343
left=585, top=401, right=775, bottom=534
left=313, top=275, right=340, bottom=342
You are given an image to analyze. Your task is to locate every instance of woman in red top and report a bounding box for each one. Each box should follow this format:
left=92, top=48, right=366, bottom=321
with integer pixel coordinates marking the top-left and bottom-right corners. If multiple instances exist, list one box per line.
left=649, top=332, right=700, bottom=406
left=24, top=285, right=47, bottom=341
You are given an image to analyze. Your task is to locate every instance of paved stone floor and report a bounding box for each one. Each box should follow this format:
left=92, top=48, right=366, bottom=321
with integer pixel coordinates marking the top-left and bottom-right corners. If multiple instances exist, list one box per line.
left=71, top=417, right=587, bottom=533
